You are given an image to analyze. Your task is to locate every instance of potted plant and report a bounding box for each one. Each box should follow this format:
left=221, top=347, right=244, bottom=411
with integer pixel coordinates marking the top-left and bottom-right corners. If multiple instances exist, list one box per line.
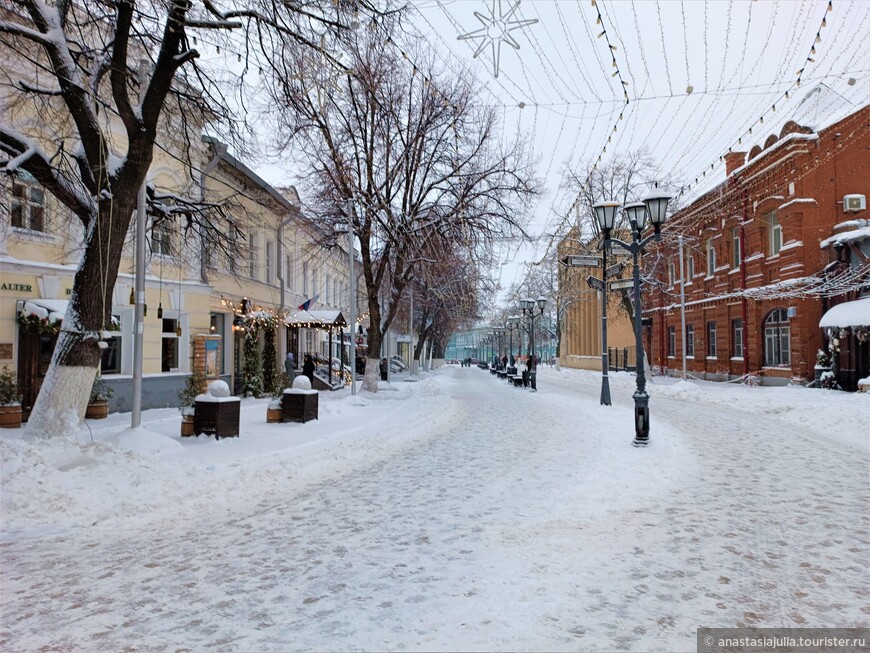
left=267, top=371, right=291, bottom=423
left=178, top=368, right=207, bottom=436
left=0, top=366, right=22, bottom=428
left=85, top=374, right=113, bottom=419
left=814, top=348, right=832, bottom=386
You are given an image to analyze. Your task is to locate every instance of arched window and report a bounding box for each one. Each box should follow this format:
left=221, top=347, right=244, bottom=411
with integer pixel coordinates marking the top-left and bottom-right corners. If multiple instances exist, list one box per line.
left=763, top=308, right=790, bottom=366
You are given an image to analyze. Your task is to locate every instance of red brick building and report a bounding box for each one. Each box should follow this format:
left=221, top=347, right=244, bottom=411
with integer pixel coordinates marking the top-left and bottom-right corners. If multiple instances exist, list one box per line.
left=645, top=97, right=869, bottom=388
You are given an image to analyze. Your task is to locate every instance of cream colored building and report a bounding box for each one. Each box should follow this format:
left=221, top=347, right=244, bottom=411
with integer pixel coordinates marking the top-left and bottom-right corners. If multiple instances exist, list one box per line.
left=557, top=227, right=635, bottom=371
left=1, top=136, right=360, bottom=414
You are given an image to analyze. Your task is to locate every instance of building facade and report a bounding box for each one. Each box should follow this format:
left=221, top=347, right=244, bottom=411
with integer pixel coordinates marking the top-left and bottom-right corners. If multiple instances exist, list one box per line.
left=557, top=227, right=637, bottom=371
left=644, top=97, right=869, bottom=388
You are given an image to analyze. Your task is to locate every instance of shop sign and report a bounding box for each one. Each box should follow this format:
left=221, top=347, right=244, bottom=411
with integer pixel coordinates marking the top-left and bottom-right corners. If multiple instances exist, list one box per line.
left=0, top=283, right=33, bottom=293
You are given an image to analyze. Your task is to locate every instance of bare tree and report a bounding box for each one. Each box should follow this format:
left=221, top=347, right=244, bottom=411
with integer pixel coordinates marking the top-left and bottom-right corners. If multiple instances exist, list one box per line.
left=0, top=0, right=385, bottom=438
left=559, top=151, right=682, bottom=331
left=266, top=22, right=537, bottom=391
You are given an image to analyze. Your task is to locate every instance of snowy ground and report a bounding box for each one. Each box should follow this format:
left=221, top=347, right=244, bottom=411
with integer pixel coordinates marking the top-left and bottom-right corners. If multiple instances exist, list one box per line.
left=1, top=366, right=868, bottom=652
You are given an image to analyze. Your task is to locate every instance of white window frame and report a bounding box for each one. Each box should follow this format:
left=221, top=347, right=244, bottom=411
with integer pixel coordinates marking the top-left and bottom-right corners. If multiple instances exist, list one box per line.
left=10, top=173, right=46, bottom=233
left=732, top=227, right=742, bottom=268
left=687, top=255, right=695, bottom=281
left=686, top=324, right=695, bottom=358
left=768, top=211, right=782, bottom=256
left=265, top=240, right=274, bottom=284
left=732, top=318, right=744, bottom=359
left=707, top=321, right=717, bottom=358
left=706, top=239, right=716, bottom=277
left=248, top=231, right=258, bottom=280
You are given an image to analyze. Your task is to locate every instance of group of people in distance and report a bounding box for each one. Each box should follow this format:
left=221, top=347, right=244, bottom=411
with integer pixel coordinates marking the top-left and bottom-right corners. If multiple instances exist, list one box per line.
left=494, top=352, right=538, bottom=391
left=284, top=352, right=316, bottom=385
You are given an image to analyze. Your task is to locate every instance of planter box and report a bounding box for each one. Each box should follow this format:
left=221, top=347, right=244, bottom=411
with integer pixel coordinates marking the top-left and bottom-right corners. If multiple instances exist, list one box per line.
left=0, top=404, right=22, bottom=429
left=194, top=398, right=240, bottom=439
left=85, top=400, right=109, bottom=419
left=180, top=414, right=195, bottom=437
left=281, top=389, right=318, bottom=423
left=266, top=407, right=282, bottom=423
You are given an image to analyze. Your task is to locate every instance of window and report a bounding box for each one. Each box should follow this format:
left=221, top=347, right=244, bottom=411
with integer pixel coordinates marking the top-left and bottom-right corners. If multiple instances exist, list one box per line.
left=286, top=255, right=294, bottom=290
left=732, top=318, right=744, bottom=358
left=265, top=240, right=274, bottom=284
left=334, top=278, right=339, bottom=306
left=10, top=174, right=45, bottom=232
left=687, top=255, right=695, bottom=280
left=668, top=326, right=676, bottom=357
left=668, top=260, right=675, bottom=287
left=325, top=274, right=331, bottom=304
left=768, top=211, right=782, bottom=256
left=248, top=231, right=257, bottom=279
left=707, top=321, right=717, bottom=358
left=302, top=263, right=308, bottom=295
left=152, top=221, right=173, bottom=256
left=100, top=315, right=122, bottom=374
left=209, top=313, right=226, bottom=374
left=226, top=224, right=239, bottom=273
left=763, top=309, right=790, bottom=366
left=161, top=318, right=179, bottom=372
left=732, top=227, right=742, bottom=268
left=686, top=324, right=695, bottom=358
left=706, top=239, right=716, bottom=277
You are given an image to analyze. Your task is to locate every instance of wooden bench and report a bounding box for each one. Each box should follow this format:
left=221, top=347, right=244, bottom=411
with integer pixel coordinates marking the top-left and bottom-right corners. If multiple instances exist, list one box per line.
left=507, top=374, right=523, bottom=387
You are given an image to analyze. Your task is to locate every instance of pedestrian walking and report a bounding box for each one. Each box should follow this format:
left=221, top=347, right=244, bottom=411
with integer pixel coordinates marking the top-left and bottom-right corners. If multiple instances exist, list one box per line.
left=302, top=354, right=315, bottom=384
left=380, top=357, right=388, bottom=380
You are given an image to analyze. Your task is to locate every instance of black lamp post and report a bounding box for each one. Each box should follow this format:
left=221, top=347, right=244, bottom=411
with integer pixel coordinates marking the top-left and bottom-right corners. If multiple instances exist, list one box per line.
left=595, top=191, right=671, bottom=446
left=507, top=316, right=519, bottom=362
left=519, top=297, right=547, bottom=390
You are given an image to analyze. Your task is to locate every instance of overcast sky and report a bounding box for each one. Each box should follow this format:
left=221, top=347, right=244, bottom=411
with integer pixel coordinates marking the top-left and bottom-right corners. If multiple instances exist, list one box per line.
left=253, top=0, right=869, bottom=304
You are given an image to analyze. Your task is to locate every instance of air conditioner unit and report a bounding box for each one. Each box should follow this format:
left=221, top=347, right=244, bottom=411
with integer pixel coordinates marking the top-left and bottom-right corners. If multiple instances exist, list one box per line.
left=843, top=194, right=866, bottom=212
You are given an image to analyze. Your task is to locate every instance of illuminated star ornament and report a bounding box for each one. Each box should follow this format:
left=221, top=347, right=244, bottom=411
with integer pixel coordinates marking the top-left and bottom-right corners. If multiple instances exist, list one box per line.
left=457, top=0, right=538, bottom=78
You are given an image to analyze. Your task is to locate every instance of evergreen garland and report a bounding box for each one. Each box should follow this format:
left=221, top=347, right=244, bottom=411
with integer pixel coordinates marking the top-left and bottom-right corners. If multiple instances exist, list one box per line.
left=241, top=327, right=262, bottom=397
left=262, top=324, right=277, bottom=396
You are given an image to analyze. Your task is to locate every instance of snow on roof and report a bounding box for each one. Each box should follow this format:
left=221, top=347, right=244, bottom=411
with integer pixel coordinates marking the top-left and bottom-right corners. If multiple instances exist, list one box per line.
left=789, top=83, right=858, bottom=132
left=819, top=297, right=870, bottom=328
left=21, top=299, right=69, bottom=324
left=820, top=225, right=870, bottom=249
left=779, top=198, right=818, bottom=211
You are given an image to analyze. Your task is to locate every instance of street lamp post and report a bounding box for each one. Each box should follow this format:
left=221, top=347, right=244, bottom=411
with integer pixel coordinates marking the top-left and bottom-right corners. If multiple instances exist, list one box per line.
left=519, top=297, right=547, bottom=390
left=506, top=316, right=519, bottom=369
left=595, top=192, right=671, bottom=446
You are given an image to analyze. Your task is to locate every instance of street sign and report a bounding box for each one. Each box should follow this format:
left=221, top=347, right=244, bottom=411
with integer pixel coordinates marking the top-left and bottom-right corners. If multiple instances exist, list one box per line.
left=586, top=275, right=605, bottom=291
left=605, top=262, right=627, bottom=279
left=609, top=278, right=643, bottom=292
left=563, top=254, right=602, bottom=267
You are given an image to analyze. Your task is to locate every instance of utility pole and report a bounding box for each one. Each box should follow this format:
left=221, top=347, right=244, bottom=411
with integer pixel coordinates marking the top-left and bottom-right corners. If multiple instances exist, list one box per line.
left=131, top=58, right=149, bottom=428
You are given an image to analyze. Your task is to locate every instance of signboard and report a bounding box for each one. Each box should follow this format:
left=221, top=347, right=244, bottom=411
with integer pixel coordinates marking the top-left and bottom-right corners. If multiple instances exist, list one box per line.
left=586, top=275, right=605, bottom=292
left=609, top=278, right=642, bottom=292
left=563, top=255, right=602, bottom=267
left=204, top=339, right=220, bottom=378
left=605, top=262, right=627, bottom=279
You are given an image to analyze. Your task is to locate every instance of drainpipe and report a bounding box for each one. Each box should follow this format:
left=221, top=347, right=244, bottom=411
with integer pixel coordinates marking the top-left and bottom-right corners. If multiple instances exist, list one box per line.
left=276, top=213, right=296, bottom=364
left=740, top=189, right=749, bottom=378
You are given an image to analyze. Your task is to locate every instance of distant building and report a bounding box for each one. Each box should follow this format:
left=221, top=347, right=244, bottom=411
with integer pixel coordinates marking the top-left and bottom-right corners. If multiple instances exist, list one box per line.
left=557, top=227, right=637, bottom=372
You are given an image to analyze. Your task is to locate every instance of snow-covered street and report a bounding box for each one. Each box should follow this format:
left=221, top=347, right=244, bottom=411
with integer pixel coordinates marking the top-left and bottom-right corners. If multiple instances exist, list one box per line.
left=1, top=366, right=868, bottom=652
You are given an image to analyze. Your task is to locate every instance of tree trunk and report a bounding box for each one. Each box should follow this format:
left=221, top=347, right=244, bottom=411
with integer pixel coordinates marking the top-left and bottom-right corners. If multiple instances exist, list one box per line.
left=24, top=197, right=133, bottom=439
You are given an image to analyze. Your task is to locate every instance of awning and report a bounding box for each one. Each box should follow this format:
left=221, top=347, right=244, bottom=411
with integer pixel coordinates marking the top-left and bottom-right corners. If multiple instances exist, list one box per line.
left=20, top=299, right=69, bottom=324
left=284, top=310, right=347, bottom=328
left=819, top=297, right=870, bottom=329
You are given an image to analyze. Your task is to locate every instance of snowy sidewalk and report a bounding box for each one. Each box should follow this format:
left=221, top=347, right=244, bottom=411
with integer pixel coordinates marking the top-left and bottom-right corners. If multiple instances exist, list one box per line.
left=1, top=366, right=868, bottom=651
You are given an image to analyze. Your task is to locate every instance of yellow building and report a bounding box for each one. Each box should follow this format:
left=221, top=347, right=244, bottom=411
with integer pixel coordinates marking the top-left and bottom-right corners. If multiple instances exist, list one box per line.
left=557, top=227, right=635, bottom=371
left=1, top=138, right=360, bottom=415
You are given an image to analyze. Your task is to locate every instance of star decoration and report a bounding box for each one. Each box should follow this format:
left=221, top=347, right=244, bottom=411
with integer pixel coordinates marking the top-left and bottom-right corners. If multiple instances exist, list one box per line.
left=457, top=0, right=538, bottom=78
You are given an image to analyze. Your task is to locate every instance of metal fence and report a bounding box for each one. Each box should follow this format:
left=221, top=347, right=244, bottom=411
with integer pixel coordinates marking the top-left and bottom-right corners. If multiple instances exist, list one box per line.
left=607, top=346, right=637, bottom=372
